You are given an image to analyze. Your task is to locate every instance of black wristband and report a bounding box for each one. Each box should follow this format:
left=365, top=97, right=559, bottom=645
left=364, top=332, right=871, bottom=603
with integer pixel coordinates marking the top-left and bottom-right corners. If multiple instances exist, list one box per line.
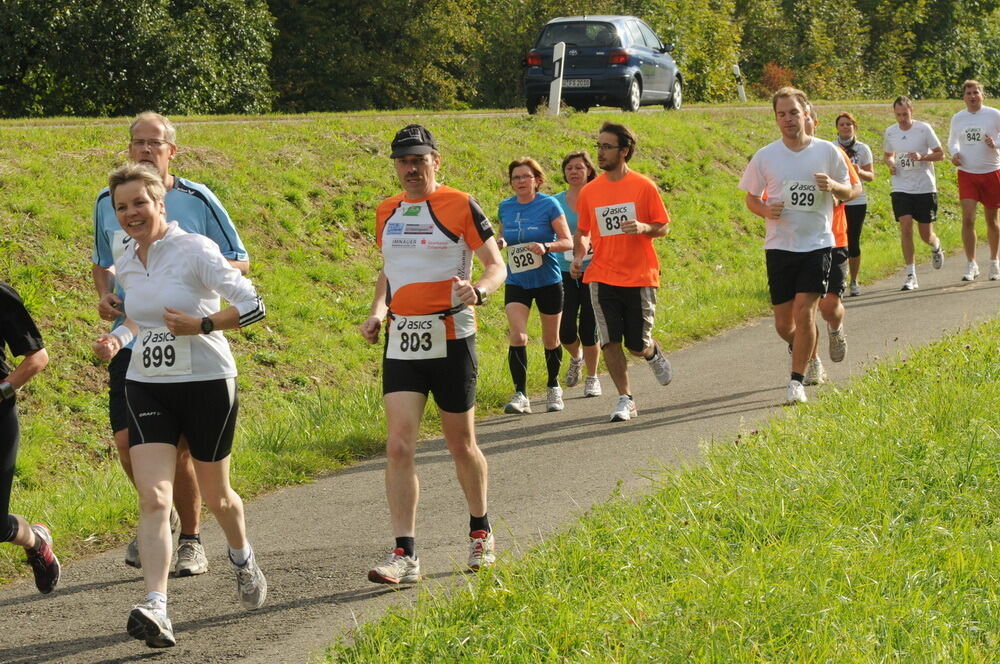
left=0, top=382, right=15, bottom=403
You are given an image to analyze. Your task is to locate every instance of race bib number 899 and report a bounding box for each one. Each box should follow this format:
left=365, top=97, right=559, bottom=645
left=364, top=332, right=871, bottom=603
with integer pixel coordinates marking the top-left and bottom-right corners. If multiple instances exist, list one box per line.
left=595, top=202, right=636, bottom=237
left=134, top=327, right=192, bottom=377
left=386, top=315, right=447, bottom=360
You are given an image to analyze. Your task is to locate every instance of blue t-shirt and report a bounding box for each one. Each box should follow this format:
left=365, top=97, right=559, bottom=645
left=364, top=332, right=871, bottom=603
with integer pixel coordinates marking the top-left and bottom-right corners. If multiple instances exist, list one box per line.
left=92, top=175, right=249, bottom=344
left=552, top=190, right=593, bottom=274
left=498, top=193, right=563, bottom=289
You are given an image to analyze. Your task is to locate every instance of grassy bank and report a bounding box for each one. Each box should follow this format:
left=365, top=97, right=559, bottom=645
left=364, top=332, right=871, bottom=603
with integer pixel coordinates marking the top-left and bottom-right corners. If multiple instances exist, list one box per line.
left=328, top=316, right=1000, bottom=663
left=0, top=102, right=971, bottom=579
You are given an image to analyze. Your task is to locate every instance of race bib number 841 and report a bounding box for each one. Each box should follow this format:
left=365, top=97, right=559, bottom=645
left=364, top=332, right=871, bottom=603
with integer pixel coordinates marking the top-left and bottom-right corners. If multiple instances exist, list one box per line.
left=595, top=202, right=636, bottom=237
left=134, top=327, right=192, bottom=377
left=386, top=314, right=447, bottom=360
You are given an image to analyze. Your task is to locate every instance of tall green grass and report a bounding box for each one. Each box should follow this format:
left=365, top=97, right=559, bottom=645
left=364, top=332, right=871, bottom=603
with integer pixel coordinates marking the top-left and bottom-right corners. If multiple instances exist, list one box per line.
left=0, top=103, right=971, bottom=579
left=328, top=317, right=1000, bottom=663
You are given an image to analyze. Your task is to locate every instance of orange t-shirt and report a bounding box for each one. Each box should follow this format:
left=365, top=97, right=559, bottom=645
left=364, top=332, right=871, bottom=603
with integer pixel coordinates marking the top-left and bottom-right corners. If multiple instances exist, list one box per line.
left=577, top=171, right=670, bottom=287
left=832, top=148, right=861, bottom=249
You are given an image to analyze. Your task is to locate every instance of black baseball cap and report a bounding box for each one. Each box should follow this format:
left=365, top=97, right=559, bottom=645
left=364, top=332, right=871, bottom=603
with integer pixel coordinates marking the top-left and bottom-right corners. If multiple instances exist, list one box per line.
left=390, top=124, right=436, bottom=158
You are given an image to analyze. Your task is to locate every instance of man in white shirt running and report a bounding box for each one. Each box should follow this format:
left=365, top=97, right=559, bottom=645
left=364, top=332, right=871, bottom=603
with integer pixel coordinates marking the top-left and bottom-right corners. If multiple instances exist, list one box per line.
left=883, top=96, right=945, bottom=291
left=948, top=79, right=1000, bottom=281
left=740, top=87, right=852, bottom=404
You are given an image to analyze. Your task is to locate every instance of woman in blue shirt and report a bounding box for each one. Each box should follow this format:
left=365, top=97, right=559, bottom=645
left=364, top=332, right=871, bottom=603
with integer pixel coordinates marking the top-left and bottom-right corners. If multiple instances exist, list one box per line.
left=497, top=158, right=572, bottom=414
left=553, top=151, right=602, bottom=398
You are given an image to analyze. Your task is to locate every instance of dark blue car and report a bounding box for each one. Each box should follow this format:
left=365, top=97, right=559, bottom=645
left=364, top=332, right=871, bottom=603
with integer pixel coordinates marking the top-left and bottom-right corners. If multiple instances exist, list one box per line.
left=522, top=15, right=682, bottom=114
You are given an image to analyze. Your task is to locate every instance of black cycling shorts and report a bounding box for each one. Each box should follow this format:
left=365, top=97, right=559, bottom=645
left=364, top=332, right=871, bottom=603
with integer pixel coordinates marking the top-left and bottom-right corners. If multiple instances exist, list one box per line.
left=504, top=282, right=563, bottom=316
left=826, top=247, right=849, bottom=297
left=108, top=348, right=132, bottom=433
left=125, top=378, right=239, bottom=462
left=382, top=336, right=478, bottom=413
left=765, top=248, right=832, bottom=305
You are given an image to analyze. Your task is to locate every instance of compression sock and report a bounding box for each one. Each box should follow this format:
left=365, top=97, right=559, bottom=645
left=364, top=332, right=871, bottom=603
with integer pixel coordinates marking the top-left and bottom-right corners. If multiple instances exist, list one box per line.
left=544, top=346, right=563, bottom=388
left=791, top=372, right=805, bottom=383
left=470, top=514, right=491, bottom=534
left=508, top=345, right=528, bottom=393
left=178, top=533, right=201, bottom=543
left=395, top=536, right=416, bottom=558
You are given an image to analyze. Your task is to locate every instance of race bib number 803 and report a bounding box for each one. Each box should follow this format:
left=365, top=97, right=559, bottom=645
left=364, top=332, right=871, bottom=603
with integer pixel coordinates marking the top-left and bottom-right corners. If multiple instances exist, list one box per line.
left=386, top=314, right=447, bottom=360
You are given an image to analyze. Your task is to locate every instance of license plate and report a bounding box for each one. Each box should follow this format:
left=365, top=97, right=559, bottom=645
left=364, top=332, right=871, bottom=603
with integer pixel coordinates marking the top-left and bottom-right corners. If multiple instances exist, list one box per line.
left=562, top=78, right=590, bottom=88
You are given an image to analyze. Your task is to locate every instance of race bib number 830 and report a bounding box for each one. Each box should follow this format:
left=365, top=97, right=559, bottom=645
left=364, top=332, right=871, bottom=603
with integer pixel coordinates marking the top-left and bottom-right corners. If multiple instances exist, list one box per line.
left=386, top=315, right=447, bottom=360
left=134, top=326, right=192, bottom=377
left=595, top=202, right=636, bottom=237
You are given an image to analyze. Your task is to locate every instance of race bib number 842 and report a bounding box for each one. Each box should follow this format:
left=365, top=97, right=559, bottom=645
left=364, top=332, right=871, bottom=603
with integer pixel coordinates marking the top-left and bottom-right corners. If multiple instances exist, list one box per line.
left=134, top=326, right=192, bottom=377
left=386, top=315, right=447, bottom=360
left=962, top=126, right=984, bottom=144
left=595, top=202, right=636, bottom=237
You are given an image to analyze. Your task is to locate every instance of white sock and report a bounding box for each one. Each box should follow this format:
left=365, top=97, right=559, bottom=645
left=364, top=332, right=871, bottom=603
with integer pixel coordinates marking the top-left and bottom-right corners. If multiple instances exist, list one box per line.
left=146, top=592, right=167, bottom=611
left=969, top=260, right=978, bottom=268
left=229, top=544, right=252, bottom=566
left=830, top=326, right=843, bottom=335
left=906, top=264, right=916, bottom=275
left=991, top=259, right=999, bottom=266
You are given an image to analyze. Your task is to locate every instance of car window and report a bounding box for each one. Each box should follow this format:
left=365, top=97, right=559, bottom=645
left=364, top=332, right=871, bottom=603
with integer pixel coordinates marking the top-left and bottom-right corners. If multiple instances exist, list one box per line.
left=538, top=22, right=621, bottom=48
left=636, top=22, right=662, bottom=50
left=624, top=21, right=644, bottom=48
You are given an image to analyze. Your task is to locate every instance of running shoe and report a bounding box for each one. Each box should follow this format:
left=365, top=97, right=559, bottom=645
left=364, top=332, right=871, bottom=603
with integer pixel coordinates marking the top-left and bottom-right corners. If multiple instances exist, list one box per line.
left=785, top=379, right=807, bottom=404
left=503, top=392, right=531, bottom=414
left=127, top=600, right=176, bottom=648
left=828, top=327, right=847, bottom=363
left=609, top=395, right=637, bottom=422
left=803, top=358, right=827, bottom=386
left=169, top=506, right=180, bottom=534
left=368, top=548, right=421, bottom=585
left=231, top=549, right=267, bottom=610
left=583, top=375, right=602, bottom=397
left=931, top=244, right=945, bottom=270
left=900, top=273, right=918, bottom=291
left=174, top=539, right=209, bottom=577
left=849, top=281, right=861, bottom=297
left=989, top=261, right=1000, bottom=280
left=962, top=262, right=980, bottom=281
left=564, top=356, right=584, bottom=388
left=546, top=386, right=564, bottom=412
left=646, top=347, right=673, bottom=386
left=125, top=537, right=141, bottom=569
left=26, top=524, right=60, bottom=594
left=468, top=530, right=496, bottom=571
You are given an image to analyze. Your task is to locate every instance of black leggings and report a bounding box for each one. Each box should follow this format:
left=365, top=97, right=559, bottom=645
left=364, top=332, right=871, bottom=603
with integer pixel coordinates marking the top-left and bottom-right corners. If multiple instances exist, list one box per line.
left=559, top=272, right=598, bottom=347
left=0, top=404, right=19, bottom=543
left=846, top=204, right=867, bottom=259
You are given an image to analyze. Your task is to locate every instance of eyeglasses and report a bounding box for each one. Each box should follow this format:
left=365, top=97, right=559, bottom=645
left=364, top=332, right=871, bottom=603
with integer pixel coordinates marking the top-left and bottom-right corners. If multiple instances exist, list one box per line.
left=596, top=143, right=621, bottom=151
left=129, top=138, right=172, bottom=149
left=510, top=174, right=536, bottom=181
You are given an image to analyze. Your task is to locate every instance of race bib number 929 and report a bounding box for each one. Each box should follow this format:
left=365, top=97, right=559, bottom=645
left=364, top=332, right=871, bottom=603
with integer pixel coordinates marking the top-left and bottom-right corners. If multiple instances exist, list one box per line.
left=781, top=180, right=822, bottom=211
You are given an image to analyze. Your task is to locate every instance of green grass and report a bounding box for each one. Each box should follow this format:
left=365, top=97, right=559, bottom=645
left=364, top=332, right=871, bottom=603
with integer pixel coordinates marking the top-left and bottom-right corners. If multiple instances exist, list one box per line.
left=0, top=101, right=973, bottom=580
left=327, top=317, right=1000, bottom=663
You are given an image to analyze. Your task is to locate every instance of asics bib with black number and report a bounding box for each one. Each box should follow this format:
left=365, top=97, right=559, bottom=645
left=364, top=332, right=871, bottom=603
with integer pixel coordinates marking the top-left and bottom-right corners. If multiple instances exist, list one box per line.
left=948, top=106, right=1000, bottom=174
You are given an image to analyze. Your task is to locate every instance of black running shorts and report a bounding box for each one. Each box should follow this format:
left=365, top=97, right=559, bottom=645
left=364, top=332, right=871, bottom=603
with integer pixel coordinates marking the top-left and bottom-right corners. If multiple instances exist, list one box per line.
left=765, top=248, right=832, bottom=305
left=108, top=348, right=132, bottom=433
left=504, top=282, right=564, bottom=316
left=826, top=247, right=849, bottom=297
left=589, top=282, right=656, bottom=353
left=891, top=192, right=938, bottom=223
left=382, top=336, right=478, bottom=413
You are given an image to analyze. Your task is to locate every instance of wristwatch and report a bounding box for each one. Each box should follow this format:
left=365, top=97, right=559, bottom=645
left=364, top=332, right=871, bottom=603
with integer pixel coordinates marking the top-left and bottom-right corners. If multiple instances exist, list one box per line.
left=542, top=242, right=550, bottom=254
left=474, top=287, right=486, bottom=306
left=0, top=381, right=15, bottom=403
left=200, top=316, right=215, bottom=334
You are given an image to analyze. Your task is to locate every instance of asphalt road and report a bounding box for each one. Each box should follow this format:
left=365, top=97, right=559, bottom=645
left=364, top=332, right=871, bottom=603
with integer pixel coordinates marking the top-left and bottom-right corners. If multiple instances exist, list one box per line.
left=1, top=247, right=998, bottom=663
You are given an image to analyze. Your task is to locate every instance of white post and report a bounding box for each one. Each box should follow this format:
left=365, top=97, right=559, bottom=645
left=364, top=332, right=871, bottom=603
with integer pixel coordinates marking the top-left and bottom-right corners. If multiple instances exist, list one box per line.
left=549, top=42, right=566, bottom=116
left=733, top=64, right=747, bottom=102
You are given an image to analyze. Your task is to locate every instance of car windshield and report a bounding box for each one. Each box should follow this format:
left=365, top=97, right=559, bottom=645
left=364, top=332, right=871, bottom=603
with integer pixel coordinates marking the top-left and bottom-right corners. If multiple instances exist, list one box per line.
left=537, top=22, right=621, bottom=48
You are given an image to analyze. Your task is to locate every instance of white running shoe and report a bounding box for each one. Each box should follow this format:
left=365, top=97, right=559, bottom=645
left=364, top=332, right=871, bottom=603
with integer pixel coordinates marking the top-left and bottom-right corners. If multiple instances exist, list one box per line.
left=468, top=530, right=496, bottom=571
left=785, top=379, right=807, bottom=404
left=583, top=376, right=602, bottom=397
left=546, top=386, right=564, bottom=412
left=127, top=601, right=176, bottom=648
left=849, top=281, right=860, bottom=297
left=564, top=356, right=584, bottom=387
left=231, top=549, right=267, bottom=610
left=989, top=261, right=1000, bottom=280
left=174, top=539, right=208, bottom=577
left=828, top=328, right=847, bottom=363
left=646, top=348, right=673, bottom=385
left=931, top=244, right=944, bottom=270
left=609, top=395, right=637, bottom=422
left=803, top=358, right=827, bottom=386
left=368, top=548, right=421, bottom=585
left=962, top=262, right=980, bottom=281
left=503, top=392, right=531, bottom=414
left=900, top=273, right=918, bottom=291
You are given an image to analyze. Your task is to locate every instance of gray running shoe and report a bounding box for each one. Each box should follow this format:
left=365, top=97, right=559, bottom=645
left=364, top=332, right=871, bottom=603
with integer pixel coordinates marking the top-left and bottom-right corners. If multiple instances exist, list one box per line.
left=26, top=524, right=60, bottom=594
left=828, top=328, right=847, bottom=363
left=174, top=539, right=208, bottom=577
left=849, top=281, right=861, bottom=297
left=931, top=244, right=945, bottom=269
left=785, top=379, right=807, bottom=404
left=368, top=548, right=421, bottom=585
left=803, top=358, right=827, bottom=386
left=900, top=273, right=918, bottom=291
left=989, top=261, right=1000, bottom=280
left=231, top=550, right=267, bottom=610
left=503, top=392, right=531, bottom=414
left=564, top=356, right=584, bottom=387
left=609, top=395, right=637, bottom=422
left=962, top=262, right=979, bottom=281
left=583, top=375, right=602, bottom=397
left=125, top=538, right=141, bottom=569
left=168, top=506, right=180, bottom=535
left=468, top=530, right=496, bottom=571
left=546, top=386, right=564, bottom=412
left=646, top=347, right=673, bottom=385
left=127, top=601, right=176, bottom=648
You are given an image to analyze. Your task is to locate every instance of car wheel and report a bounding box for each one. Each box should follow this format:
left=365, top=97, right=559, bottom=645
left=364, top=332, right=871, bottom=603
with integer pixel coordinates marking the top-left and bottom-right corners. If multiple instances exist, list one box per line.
left=667, top=79, right=682, bottom=110
left=621, top=78, right=641, bottom=112
left=571, top=104, right=590, bottom=113
left=527, top=97, right=542, bottom=115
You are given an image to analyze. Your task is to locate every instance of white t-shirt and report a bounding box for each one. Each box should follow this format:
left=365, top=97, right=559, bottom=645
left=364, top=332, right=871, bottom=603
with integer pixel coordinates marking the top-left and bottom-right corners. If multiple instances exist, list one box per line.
left=839, top=140, right=873, bottom=207
left=883, top=121, right=941, bottom=194
left=740, top=137, right=849, bottom=252
left=948, top=106, right=1000, bottom=174
left=116, top=222, right=265, bottom=383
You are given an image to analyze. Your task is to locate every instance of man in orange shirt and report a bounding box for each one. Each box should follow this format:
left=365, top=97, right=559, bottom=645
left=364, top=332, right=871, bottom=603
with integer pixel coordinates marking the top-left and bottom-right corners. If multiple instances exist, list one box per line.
left=571, top=122, right=672, bottom=422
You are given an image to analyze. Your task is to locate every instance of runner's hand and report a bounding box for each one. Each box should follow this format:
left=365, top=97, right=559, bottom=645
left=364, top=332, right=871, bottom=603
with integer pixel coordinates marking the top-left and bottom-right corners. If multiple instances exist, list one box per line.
left=359, top=316, right=382, bottom=344
left=163, top=307, right=200, bottom=336
left=814, top=172, right=833, bottom=192
left=766, top=201, right=784, bottom=220
left=528, top=242, right=546, bottom=255
left=496, top=237, right=507, bottom=250
left=621, top=219, right=645, bottom=235
left=452, top=276, right=478, bottom=306
left=987, top=135, right=997, bottom=149
left=93, top=333, right=120, bottom=361
left=951, top=153, right=962, bottom=166
left=98, top=293, right=124, bottom=321
left=570, top=259, right=584, bottom=279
